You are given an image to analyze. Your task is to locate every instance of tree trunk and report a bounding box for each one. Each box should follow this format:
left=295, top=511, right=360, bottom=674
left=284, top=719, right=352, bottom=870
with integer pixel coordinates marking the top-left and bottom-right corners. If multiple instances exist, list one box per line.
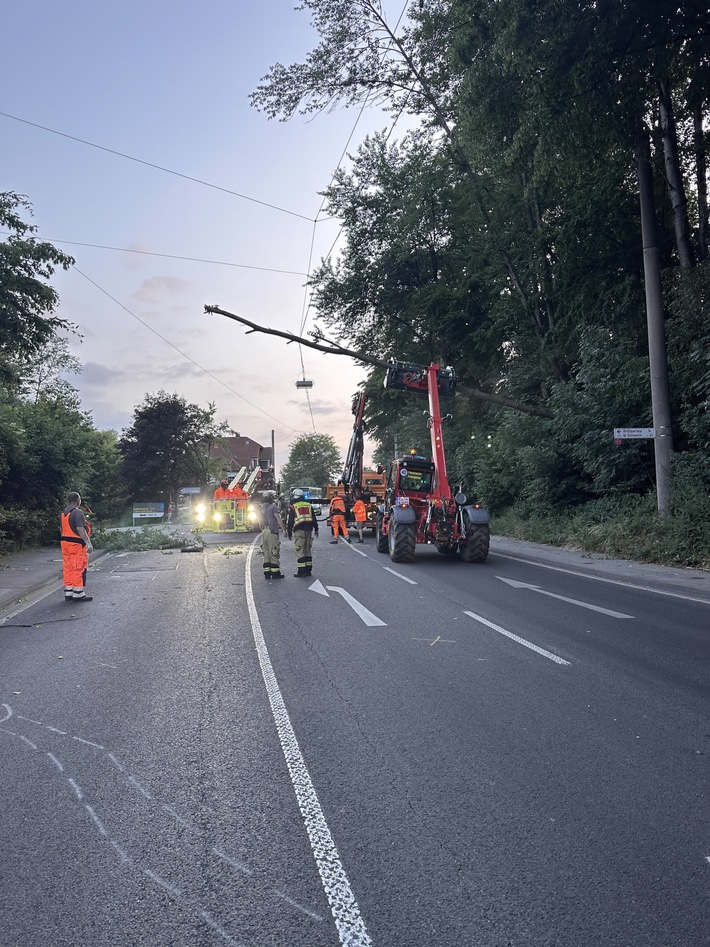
left=659, top=78, right=695, bottom=268
left=693, top=98, right=709, bottom=262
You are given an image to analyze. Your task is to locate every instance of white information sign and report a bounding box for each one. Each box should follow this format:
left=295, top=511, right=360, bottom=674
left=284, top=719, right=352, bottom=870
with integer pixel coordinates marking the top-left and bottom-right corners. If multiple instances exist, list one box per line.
left=613, top=428, right=656, bottom=439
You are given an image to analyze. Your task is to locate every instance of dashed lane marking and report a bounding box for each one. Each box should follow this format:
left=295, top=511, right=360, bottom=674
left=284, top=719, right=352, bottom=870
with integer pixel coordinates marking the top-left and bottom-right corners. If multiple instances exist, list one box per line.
left=464, top=610, right=571, bottom=666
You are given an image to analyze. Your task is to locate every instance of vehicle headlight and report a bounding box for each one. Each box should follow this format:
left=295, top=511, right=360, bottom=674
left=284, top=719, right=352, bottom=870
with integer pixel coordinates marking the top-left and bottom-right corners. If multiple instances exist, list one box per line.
left=196, top=511, right=206, bottom=523
left=214, top=511, right=223, bottom=523
left=196, top=503, right=206, bottom=516
left=248, top=507, right=259, bottom=522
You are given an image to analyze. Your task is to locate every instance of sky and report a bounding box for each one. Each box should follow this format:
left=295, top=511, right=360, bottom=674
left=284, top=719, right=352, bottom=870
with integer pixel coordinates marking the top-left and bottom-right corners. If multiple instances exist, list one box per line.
left=3, top=0, right=409, bottom=473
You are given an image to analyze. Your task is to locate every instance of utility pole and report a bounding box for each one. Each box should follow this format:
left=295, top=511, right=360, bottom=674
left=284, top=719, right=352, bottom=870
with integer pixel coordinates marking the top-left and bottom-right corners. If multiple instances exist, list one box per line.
left=637, top=131, right=674, bottom=517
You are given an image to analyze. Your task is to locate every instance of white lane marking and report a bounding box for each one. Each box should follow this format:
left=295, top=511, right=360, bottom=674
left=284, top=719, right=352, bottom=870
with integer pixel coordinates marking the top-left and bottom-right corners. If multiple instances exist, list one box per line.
left=84, top=803, right=108, bottom=837
left=47, top=752, right=64, bottom=772
left=198, top=908, right=245, bottom=947
left=46, top=726, right=67, bottom=735
left=17, top=715, right=42, bottom=726
left=347, top=545, right=368, bottom=558
left=309, top=579, right=330, bottom=597
left=73, top=736, right=105, bottom=750
left=464, top=611, right=571, bottom=666
left=68, top=778, right=84, bottom=800
left=0, top=704, right=12, bottom=724
left=127, top=774, right=153, bottom=799
left=19, top=734, right=38, bottom=750
left=144, top=868, right=182, bottom=898
left=495, top=552, right=710, bottom=606
left=383, top=566, right=417, bottom=585
left=110, top=840, right=132, bottom=865
left=163, top=804, right=193, bottom=831
left=247, top=543, right=373, bottom=947
left=213, top=848, right=253, bottom=876
left=274, top=888, right=324, bottom=922
left=496, top=576, right=634, bottom=619
left=326, top=587, right=386, bottom=627
left=107, top=752, right=126, bottom=772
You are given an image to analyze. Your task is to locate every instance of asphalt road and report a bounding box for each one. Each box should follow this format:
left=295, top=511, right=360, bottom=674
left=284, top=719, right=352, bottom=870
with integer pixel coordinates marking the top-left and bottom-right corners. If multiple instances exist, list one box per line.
left=1, top=533, right=708, bottom=947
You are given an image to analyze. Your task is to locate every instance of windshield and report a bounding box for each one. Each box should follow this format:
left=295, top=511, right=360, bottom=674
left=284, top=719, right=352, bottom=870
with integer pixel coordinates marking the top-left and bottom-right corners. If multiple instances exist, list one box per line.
left=398, top=468, right=432, bottom=493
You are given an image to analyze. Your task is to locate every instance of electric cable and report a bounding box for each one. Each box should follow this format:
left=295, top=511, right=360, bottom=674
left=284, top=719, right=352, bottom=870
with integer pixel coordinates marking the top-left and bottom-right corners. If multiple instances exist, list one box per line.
left=72, top=265, right=301, bottom=434
left=0, top=232, right=308, bottom=276
left=0, top=109, right=314, bottom=222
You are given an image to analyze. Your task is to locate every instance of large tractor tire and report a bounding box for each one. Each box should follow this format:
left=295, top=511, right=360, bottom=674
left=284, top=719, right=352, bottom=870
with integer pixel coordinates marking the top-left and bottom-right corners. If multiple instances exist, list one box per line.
left=460, top=523, right=490, bottom=563
left=388, top=518, right=417, bottom=563
left=376, top=514, right=389, bottom=554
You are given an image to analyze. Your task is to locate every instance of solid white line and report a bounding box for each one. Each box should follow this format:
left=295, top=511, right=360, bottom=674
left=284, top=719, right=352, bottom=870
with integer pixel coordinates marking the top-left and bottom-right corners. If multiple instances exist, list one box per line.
left=494, top=552, right=710, bottom=606
left=325, top=587, right=387, bottom=627
left=47, top=752, right=64, bottom=772
left=464, top=611, right=571, bottom=666
left=246, top=543, right=372, bottom=947
left=0, top=704, right=12, bottom=724
left=347, top=545, right=368, bottom=558
left=383, top=566, right=418, bottom=585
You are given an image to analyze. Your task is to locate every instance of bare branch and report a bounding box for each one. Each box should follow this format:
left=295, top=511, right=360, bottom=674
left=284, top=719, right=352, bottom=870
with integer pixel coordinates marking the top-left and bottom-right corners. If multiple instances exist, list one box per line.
left=204, top=304, right=554, bottom=419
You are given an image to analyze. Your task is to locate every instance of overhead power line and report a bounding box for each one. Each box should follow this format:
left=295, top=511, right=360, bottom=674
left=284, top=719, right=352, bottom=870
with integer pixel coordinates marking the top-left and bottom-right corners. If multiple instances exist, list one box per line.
left=72, top=265, right=301, bottom=434
left=0, top=233, right=308, bottom=276
left=0, top=109, right=315, bottom=223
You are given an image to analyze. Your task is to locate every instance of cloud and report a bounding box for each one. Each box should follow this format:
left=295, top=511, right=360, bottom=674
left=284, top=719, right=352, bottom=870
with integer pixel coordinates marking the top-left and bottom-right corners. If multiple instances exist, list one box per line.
left=287, top=398, right=341, bottom=417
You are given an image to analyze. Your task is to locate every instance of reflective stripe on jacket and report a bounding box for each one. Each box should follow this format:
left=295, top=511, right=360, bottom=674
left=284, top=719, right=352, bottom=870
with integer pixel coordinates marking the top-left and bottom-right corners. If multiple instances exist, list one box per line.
left=292, top=500, right=314, bottom=529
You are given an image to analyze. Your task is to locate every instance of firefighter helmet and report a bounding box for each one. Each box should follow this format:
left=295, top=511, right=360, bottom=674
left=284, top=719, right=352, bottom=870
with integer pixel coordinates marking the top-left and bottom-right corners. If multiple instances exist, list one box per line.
left=291, top=489, right=305, bottom=499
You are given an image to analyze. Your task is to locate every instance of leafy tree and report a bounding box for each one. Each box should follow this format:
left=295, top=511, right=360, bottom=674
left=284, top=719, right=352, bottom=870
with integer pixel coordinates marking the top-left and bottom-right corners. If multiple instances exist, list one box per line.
left=0, top=192, right=75, bottom=385
left=18, top=336, right=82, bottom=406
left=279, top=433, right=342, bottom=492
left=119, top=392, right=232, bottom=504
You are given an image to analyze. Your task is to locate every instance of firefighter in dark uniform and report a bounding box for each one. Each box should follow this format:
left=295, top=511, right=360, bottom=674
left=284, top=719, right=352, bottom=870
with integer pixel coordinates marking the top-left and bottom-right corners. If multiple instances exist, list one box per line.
left=287, top=489, right=319, bottom=577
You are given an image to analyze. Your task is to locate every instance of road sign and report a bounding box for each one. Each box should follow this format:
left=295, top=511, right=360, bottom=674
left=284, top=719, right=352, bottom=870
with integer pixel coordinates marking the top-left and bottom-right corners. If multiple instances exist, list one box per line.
left=180, top=486, right=201, bottom=494
left=613, top=427, right=656, bottom=439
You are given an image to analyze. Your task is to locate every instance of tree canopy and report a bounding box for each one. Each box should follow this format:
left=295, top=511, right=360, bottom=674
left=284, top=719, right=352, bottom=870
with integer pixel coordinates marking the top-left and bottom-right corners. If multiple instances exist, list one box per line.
left=279, top=433, right=342, bottom=492
left=251, top=0, right=710, bottom=536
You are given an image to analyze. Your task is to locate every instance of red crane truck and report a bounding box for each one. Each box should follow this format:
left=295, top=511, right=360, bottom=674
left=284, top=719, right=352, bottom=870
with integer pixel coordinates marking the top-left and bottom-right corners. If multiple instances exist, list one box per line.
left=376, top=360, right=490, bottom=563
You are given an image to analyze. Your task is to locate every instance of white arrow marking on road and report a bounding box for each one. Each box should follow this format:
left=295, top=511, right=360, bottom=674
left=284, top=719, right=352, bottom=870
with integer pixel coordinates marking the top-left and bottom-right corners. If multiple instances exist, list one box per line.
left=327, top=587, right=387, bottom=627
left=496, top=576, right=634, bottom=619
left=309, top=581, right=386, bottom=626
left=309, top=579, right=330, bottom=597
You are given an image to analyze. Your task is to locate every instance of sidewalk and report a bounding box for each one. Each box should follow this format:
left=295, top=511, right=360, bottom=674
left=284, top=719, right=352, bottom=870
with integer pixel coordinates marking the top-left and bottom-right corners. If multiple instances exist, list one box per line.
left=0, top=547, right=109, bottom=622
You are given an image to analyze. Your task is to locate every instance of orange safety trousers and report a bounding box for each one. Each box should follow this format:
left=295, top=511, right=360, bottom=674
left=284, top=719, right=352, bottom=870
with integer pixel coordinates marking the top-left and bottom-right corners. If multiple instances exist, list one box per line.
left=331, top=513, right=348, bottom=538
left=61, top=511, right=88, bottom=593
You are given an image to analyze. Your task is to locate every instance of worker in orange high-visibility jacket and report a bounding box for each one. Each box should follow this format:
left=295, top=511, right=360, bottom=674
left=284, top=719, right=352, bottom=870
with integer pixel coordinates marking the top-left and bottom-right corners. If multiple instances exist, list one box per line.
left=352, top=494, right=367, bottom=544
left=329, top=493, right=350, bottom=544
left=213, top=480, right=232, bottom=499
left=60, top=491, right=93, bottom=602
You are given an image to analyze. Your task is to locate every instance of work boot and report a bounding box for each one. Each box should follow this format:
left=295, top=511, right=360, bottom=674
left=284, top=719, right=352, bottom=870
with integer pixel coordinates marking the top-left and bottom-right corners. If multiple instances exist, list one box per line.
left=357, top=539, right=364, bottom=544
left=272, top=573, right=285, bottom=579
left=329, top=539, right=338, bottom=544
left=264, top=574, right=272, bottom=580
left=72, top=595, right=93, bottom=602
left=346, top=538, right=352, bottom=544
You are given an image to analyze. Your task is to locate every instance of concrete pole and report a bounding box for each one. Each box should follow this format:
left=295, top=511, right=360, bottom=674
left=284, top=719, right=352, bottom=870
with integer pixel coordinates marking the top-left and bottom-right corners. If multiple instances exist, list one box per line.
left=637, top=132, right=674, bottom=517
